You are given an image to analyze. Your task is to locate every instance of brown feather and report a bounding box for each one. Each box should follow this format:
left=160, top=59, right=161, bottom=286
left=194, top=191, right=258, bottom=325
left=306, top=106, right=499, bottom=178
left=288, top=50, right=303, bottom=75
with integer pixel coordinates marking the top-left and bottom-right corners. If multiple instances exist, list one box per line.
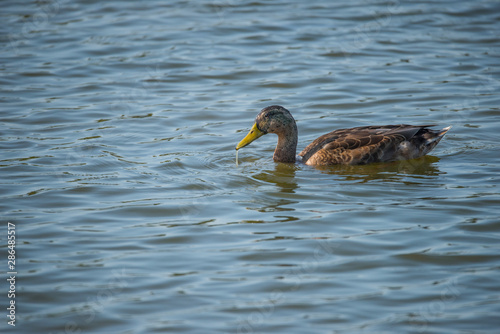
left=299, top=124, right=449, bottom=166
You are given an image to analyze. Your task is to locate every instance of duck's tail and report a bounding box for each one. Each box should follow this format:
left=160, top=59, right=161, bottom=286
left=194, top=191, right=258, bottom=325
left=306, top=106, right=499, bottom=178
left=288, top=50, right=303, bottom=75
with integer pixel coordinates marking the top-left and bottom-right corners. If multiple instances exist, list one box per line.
left=421, top=125, right=451, bottom=155
left=428, top=125, right=452, bottom=144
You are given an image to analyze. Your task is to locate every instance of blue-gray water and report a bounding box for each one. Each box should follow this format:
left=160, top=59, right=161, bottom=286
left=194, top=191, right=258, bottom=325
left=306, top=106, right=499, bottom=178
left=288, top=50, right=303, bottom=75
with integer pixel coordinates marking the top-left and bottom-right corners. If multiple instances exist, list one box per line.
left=1, top=0, right=500, bottom=333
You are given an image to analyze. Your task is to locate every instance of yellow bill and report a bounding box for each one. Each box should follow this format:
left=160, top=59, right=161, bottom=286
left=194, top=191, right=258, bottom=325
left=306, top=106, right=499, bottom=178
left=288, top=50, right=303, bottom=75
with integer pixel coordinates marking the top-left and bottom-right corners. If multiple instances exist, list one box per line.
left=236, top=123, right=265, bottom=150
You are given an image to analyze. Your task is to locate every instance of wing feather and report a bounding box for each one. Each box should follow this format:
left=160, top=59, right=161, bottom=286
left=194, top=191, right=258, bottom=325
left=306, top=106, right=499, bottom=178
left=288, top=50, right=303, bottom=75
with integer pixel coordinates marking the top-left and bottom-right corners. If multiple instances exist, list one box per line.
left=299, top=124, right=434, bottom=165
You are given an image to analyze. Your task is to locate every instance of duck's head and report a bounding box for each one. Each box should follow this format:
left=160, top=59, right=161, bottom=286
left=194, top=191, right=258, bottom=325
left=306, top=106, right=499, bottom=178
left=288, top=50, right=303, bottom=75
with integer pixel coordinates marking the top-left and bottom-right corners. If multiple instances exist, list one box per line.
left=236, top=105, right=296, bottom=150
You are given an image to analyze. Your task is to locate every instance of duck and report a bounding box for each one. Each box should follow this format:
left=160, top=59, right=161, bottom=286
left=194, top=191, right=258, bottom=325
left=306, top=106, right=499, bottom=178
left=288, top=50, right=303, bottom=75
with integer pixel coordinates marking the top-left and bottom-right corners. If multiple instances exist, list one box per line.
left=236, top=105, right=451, bottom=166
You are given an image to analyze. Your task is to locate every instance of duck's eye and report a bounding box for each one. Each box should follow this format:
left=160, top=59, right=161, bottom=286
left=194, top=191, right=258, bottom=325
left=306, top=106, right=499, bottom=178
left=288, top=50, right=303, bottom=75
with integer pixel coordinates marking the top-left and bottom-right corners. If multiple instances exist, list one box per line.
left=264, top=110, right=276, bottom=119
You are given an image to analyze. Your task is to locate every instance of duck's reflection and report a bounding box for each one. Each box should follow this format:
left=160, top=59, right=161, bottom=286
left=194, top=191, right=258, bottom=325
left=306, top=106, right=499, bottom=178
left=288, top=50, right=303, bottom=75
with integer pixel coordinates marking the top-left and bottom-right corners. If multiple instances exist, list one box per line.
left=252, top=162, right=299, bottom=194
left=247, top=163, right=299, bottom=216
left=313, top=155, right=444, bottom=183
left=243, top=155, right=444, bottom=221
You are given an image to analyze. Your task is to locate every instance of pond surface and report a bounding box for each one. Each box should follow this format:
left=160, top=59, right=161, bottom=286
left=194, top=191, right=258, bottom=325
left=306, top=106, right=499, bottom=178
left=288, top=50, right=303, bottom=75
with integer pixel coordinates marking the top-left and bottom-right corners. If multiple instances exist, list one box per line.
left=1, top=0, right=500, bottom=333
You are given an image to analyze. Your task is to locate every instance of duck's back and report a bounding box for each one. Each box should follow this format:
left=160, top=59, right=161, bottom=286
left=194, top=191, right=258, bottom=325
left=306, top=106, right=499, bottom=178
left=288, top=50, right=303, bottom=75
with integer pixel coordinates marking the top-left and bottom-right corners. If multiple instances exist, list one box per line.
left=299, top=124, right=451, bottom=166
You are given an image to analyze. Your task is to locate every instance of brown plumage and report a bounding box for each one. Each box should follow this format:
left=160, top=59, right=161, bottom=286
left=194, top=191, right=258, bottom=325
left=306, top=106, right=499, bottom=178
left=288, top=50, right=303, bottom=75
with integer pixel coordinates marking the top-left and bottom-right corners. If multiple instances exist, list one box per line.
left=236, top=105, right=451, bottom=166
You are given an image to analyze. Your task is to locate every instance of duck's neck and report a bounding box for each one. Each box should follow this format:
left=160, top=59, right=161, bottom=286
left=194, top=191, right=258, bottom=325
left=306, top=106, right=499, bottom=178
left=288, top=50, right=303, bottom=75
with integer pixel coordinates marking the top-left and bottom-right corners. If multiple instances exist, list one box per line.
left=273, top=123, right=298, bottom=163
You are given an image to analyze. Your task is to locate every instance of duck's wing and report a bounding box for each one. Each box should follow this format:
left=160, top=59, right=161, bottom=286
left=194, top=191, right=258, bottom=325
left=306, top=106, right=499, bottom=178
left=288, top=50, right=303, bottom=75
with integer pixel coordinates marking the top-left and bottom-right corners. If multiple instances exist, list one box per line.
left=299, top=124, right=438, bottom=166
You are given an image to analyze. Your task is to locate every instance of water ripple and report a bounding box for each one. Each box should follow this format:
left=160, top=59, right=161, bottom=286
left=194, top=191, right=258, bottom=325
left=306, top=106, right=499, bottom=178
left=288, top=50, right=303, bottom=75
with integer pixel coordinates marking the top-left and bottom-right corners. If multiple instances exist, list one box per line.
left=1, top=0, right=499, bottom=333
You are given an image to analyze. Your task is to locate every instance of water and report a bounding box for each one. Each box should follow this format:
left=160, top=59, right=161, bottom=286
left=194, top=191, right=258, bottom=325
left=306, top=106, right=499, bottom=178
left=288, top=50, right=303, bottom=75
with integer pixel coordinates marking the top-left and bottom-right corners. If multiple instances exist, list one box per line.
left=1, top=0, right=500, bottom=333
